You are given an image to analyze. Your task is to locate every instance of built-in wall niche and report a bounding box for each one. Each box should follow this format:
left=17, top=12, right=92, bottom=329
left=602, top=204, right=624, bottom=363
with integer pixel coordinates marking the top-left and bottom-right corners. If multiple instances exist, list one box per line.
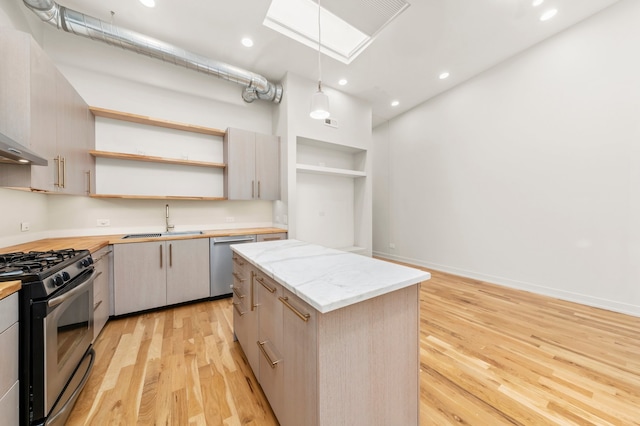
left=91, top=108, right=226, bottom=200
left=295, top=136, right=368, bottom=254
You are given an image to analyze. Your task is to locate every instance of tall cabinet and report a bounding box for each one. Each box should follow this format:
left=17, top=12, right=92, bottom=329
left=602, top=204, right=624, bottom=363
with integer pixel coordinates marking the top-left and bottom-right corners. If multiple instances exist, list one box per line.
left=224, top=128, right=280, bottom=200
left=0, top=29, right=94, bottom=194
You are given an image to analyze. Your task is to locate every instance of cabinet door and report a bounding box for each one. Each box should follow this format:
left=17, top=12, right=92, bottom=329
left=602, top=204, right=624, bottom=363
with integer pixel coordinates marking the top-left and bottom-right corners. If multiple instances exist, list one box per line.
left=225, top=128, right=256, bottom=200
left=281, top=288, right=317, bottom=426
left=113, top=242, right=167, bottom=315
left=166, top=239, right=210, bottom=305
left=255, top=133, right=280, bottom=200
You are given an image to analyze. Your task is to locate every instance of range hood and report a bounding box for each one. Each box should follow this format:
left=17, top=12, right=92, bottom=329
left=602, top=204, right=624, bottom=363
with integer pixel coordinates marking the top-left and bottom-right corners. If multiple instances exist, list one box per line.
left=0, top=131, right=48, bottom=166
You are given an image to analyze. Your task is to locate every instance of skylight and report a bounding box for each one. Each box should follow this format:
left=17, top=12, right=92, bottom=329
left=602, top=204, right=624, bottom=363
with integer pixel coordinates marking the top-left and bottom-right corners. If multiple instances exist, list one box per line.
left=264, top=0, right=409, bottom=64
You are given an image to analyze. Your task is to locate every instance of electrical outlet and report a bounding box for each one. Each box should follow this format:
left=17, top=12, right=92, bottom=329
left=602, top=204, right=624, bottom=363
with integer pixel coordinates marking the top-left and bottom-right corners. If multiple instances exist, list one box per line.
left=20, top=222, right=30, bottom=232
left=324, top=118, right=338, bottom=128
left=225, top=217, right=235, bottom=223
left=97, top=219, right=110, bottom=227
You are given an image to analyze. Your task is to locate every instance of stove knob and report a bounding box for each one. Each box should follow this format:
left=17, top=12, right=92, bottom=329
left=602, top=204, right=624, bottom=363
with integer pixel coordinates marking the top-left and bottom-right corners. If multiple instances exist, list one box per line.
left=80, top=258, right=94, bottom=268
left=62, top=271, right=71, bottom=281
left=53, top=274, right=64, bottom=287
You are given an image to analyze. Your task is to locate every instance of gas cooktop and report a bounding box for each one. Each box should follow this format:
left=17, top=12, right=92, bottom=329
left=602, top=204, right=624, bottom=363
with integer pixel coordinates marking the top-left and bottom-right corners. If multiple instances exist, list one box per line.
left=0, top=249, right=91, bottom=282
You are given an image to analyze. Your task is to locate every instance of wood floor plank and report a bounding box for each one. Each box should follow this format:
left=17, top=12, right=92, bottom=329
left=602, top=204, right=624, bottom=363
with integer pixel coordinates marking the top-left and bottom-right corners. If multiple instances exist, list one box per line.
left=67, top=267, right=640, bottom=425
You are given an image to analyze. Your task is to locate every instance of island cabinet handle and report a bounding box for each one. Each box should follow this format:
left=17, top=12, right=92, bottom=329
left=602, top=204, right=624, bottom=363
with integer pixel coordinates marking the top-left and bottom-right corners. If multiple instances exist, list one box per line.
left=232, top=255, right=245, bottom=266
left=232, top=272, right=245, bottom=282
left=250, top=272, right=256, bottom=311
left=279, top=296, right=311, bottom=322
left=232, top=286, right=244, bottom=299
left=257, top=340, right=281, bottom=368
left=256, top=276, right=276, bottom=293
left=233, top=301, right=245, bottom=316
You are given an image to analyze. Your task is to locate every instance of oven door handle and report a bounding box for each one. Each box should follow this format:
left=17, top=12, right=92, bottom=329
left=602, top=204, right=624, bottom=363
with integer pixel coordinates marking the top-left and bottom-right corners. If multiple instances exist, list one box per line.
left=48, top=270, right=97, bottom=309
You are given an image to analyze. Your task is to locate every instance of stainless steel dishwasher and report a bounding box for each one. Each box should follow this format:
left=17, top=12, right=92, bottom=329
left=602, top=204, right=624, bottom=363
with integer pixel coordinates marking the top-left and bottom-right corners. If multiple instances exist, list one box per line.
left=210, top=235, right=256, bottom=298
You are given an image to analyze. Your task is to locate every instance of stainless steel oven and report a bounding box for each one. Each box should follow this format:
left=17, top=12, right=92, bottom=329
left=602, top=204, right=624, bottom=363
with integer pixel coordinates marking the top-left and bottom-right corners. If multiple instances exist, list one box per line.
left=0, top=249, right=96, bottom=425
left=34, top=268, right=96, bottom=425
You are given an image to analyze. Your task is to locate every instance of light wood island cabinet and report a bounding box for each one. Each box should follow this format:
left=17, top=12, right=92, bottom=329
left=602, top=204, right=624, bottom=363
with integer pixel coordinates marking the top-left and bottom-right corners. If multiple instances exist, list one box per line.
left=232, top=240, right=429, bottom=426
left=113, top=239, right=209, bottom=315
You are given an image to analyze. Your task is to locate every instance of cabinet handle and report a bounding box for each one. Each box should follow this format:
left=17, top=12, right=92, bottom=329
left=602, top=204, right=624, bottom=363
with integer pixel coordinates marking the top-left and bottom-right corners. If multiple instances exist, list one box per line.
left=251, top=180, right=255, bottom=198
left=233, top=301, right=245, bottom=316
left=93, top=250, right=113, bottom=263
left=232, top=286, right=244, bottom=299
left=232, top=272, right=245, bottom=282
left=258, top=180, right=261, bottom=198
left=250, top=271, right=256, bottom=311
left=256, top=276, right=276, bottom=293
left=54, top=156, right=62, bottom=188
left=262, top=237, right=280, bottom=241
left=86, top=170, right=92, bottom=194
left=232, top=255, right=245, bottom=266
left=61, top=156, right=66, bottom=188
left=279, top=296, right=311, bottom=322
left=93, top=300, right=103, bottom=311
left=257, top=340, right=281, bottom=368
left=160, top=244, right=163, bottom=268
left=169, top=243, right=173, bottom=267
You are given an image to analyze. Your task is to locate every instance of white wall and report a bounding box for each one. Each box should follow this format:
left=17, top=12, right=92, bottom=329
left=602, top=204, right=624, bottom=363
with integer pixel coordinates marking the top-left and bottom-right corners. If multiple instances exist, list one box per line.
left=373, top=0, right=640, bottom=316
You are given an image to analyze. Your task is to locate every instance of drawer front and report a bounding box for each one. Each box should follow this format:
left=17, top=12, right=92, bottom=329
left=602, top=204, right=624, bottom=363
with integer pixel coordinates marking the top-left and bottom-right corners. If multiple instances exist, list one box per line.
left=0, top=293, right=18, bottom=334
left=0, top=323, right=18, bottom=395
left=256, top=271, right=282, bottom=351
left=0, top=380, right=19, bottom=425
left=256, top=232, right=287, bottom=242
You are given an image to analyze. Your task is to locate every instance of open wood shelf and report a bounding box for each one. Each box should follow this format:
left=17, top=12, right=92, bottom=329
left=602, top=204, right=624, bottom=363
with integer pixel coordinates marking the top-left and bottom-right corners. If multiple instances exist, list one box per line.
left=90, top=150, right=226, bottom=169
left=89, top=194, right=227, bottom=201
left=90, top=106, right=226, bottom=137
left=296, top=163, right=366, bottom=178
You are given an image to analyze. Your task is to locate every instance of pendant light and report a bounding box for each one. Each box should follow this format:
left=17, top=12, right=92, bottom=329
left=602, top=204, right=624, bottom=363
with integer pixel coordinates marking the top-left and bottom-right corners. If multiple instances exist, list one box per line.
left=310, top=0, right=330, bottom=119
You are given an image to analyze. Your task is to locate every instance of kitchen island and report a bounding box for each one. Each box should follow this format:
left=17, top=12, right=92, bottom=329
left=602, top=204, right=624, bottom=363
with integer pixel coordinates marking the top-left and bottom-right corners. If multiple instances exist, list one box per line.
left=231, top=239, right=430, bottom=426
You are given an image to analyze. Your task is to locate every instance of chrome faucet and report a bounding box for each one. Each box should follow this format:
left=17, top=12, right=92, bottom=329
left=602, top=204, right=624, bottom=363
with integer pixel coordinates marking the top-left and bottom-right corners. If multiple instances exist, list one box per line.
left=165, top=204, right=174, bottom=232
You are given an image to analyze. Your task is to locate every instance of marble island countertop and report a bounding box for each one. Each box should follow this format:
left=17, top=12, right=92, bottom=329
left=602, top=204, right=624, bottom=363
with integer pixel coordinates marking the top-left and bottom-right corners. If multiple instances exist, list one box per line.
left=232, top=239, right=431, bottom=313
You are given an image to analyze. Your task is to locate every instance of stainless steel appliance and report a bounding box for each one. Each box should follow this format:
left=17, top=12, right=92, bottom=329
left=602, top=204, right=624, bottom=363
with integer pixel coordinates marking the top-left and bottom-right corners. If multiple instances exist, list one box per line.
left=210, top=235, right=256, bottom=298
left=0, top=249, right=96, bottom=426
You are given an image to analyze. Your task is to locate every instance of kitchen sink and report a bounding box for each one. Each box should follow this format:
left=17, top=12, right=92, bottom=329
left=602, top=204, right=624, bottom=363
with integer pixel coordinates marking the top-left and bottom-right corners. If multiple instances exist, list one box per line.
left=122, top=231, right=204, bottom=239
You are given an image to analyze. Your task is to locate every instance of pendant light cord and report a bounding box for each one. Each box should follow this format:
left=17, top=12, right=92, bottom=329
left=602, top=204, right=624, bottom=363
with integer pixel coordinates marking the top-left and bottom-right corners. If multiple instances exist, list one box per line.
left=317, top=0, right=322, bottom=91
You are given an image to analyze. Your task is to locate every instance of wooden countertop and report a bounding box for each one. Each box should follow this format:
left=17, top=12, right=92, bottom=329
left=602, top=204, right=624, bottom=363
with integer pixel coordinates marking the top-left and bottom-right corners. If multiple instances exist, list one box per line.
left=0, top=227, right=287, bottom=254
left=0, top=280, right=21, bottom=299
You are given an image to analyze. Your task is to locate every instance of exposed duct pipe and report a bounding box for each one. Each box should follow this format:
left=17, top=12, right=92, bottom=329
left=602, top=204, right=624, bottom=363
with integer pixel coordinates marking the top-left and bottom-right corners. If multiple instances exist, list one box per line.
left=22, top=0, right=283, bottom=104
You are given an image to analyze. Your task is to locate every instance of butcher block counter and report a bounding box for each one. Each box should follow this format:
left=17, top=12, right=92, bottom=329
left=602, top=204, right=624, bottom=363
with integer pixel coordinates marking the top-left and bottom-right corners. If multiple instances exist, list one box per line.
left=230, top=239, right=430, bottom=425
left=0, top=281, right=20, bottom=299
left=0, top=227, right=287, bottom=254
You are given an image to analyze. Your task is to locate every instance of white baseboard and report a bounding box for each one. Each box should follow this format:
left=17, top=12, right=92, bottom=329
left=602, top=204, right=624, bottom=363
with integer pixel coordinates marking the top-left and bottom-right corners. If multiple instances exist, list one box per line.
left=373, top=251, right=640, bottom=318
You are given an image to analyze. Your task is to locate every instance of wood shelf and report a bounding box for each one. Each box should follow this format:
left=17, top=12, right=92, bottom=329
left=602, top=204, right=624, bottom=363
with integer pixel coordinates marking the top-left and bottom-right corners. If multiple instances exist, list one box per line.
left=90, top=150, right=226, bottom=169
left=296, top=163, right=366, bottom=178
left=90, top=106, right=226, bottom=137
left=89, top=194, right=227, bottom=201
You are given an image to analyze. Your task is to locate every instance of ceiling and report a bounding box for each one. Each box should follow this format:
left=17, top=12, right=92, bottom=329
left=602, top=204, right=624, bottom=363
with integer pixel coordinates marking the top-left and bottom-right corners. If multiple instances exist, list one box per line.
left=22, top=0, right=620, bottom=126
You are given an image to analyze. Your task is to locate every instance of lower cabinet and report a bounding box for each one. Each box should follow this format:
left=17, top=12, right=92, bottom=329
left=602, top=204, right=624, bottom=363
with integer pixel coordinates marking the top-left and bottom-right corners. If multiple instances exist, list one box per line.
left=92, top=246, right=112, bottom=341
left=113, top=239, right=209, bottom=315
left=0, top=293, right=19, bottom=425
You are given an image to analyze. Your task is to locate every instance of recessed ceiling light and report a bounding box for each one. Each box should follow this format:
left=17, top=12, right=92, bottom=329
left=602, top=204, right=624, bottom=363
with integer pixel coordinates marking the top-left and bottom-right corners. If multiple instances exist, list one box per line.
left=540, top=9, right=558, bottom=21
left=241, top=37, right=254, bottom=47
left=439, top=72, right=450, bottom=80
left=139, top=0, right=155, bottom=8
left=338, top=78, right=348, bottom=86
left=391, top=100, right=399, bottom=107
left=532, top=0, right=544, bottom=7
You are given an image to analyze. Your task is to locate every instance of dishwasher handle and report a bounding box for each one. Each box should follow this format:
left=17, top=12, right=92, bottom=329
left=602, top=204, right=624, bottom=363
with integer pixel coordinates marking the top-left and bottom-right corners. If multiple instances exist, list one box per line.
left=212, top=236, right=256, bottom=244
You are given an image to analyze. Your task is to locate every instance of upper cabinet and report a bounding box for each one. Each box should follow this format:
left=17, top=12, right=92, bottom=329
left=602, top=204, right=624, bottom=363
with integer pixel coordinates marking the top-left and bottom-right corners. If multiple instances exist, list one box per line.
left=224, top=128, right=280, bottom=201
left=0, top=29, right=94, bottom=195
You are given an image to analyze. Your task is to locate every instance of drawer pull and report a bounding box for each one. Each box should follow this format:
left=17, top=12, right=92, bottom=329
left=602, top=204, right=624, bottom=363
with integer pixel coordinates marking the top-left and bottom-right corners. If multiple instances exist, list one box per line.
left=256, top=276, right=276, bottom=293
left=257, top=340, right=281, bottom=368
left=232, top=301, right=245, bottom=316
left=279, top=296, right=311, bottom=322
left=232, top=256, right=245, bottom=266
left=93, top=250, right=112, bottom=263
left=232, top=286, right=244, bottom=299
left=93, top=300, right=103, bottom=311
left=232, top=272, right=245, bottom=282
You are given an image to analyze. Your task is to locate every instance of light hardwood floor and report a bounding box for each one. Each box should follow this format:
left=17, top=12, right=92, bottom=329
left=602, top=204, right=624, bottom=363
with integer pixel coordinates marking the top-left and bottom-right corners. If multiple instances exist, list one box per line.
left=67, top=268, right=640, bottom=425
